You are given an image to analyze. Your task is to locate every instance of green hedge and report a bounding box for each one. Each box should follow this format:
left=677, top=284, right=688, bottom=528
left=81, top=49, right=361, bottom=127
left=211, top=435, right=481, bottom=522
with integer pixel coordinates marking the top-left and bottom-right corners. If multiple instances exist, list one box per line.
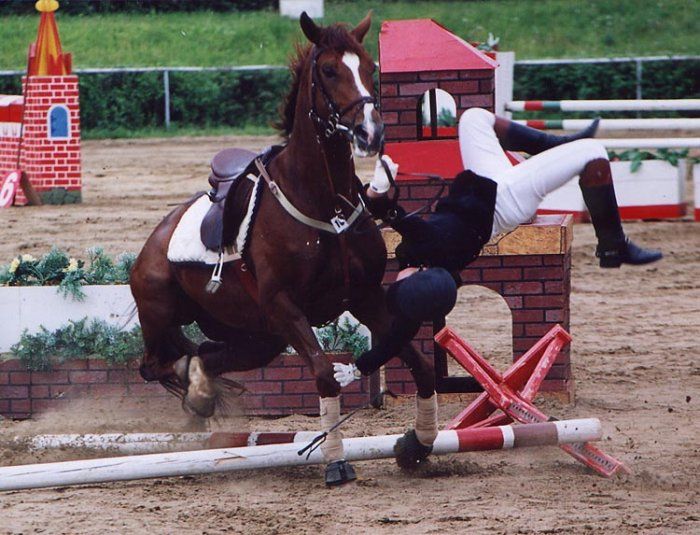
left=514, top=60, right=700, bottom=101
left=79, top=70, right=290, bottom=131
left=0, top=1, right=277, bottom=15
left=1, top=59, right=697, bottom=135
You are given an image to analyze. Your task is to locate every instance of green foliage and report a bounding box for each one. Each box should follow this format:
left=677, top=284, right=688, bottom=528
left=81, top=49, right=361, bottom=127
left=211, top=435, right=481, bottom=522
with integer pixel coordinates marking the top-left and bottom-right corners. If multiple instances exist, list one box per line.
left=607, top=148, right=689, bottom=173
left=76, top=70, right=289, bottom=132
left=10, top=316, right=367, bottom=372
left=437, top=108, right=456, bottom=127
left=1, top=1, right=276, bottom=15
left=1, top=1, right=697, bottom=137
left=11, top=318, right=144, bottom=371
left=0, top=248, right=135, bottom=301
left=315, top=318, right=369, bottom=359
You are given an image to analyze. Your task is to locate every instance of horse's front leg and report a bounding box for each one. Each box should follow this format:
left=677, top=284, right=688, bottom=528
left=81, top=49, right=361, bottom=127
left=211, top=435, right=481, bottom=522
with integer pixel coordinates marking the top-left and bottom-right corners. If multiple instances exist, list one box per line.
left=348, top=284, right=439, bottom=470
left=262, top=291, right=355, bottom=487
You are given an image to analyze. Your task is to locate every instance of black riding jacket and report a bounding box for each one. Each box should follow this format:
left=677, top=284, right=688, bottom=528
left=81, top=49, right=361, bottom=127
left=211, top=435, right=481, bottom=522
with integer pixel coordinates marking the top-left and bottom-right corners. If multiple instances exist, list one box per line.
left=363, top=169, right=498, bottom=273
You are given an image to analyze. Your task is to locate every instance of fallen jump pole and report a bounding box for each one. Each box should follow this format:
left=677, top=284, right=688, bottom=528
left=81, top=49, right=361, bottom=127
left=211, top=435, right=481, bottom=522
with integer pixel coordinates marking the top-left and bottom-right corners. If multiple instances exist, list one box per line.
left=13, top=431, right=318, bottom=454
left=0, top=418, right=601, bottom=491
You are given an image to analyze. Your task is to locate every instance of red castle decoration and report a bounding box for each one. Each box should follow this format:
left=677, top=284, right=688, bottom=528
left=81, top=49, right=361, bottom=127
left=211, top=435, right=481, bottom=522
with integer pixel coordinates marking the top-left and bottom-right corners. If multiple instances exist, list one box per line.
left=379, top=19, right=498, bottom=179
left=0, top=0, right=82, bottom=206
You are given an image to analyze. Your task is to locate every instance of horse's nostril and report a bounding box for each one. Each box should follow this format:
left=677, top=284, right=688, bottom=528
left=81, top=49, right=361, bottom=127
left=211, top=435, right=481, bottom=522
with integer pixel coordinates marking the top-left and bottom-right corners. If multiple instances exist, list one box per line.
left=354, top=125, right=369, bottom=144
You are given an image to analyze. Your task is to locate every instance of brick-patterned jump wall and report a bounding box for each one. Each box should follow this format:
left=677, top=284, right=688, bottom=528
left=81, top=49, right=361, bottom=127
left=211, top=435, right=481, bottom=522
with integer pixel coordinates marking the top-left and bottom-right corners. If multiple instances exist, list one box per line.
left=16, top=75, right=82, bottom=205
left=0, top=353, right=373, bottom=421
left=380, top=210, right=574, bottom=401
left=380, top=69, right=494, bottom=143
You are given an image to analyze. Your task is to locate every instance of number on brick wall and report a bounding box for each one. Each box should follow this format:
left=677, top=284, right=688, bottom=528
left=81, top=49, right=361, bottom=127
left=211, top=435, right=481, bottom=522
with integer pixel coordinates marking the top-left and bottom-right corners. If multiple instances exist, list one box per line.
left=0, top=170, right=20, bottom=208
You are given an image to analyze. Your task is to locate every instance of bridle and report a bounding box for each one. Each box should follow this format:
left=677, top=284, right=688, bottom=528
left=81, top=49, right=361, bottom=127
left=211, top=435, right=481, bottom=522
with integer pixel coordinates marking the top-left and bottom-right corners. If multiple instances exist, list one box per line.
left=307, top=45, right=378, bottom=142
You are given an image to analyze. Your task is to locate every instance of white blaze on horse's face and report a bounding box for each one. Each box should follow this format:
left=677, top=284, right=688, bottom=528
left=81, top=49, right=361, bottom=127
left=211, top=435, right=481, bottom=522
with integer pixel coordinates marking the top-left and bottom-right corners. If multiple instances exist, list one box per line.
left=342, top=52, right=381, bottom=157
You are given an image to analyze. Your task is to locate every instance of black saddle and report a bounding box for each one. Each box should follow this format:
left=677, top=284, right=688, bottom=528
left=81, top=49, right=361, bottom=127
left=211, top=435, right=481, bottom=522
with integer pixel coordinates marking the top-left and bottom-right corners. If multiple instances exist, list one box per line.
left=200, top=145, right=283, bottom=251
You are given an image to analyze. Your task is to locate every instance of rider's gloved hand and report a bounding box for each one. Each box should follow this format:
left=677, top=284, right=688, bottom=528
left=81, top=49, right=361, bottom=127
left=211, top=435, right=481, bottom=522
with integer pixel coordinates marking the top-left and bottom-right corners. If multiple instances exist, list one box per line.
left=369, top=155, right=398, bottom=194
left=333, top=362, right=362, bottom=387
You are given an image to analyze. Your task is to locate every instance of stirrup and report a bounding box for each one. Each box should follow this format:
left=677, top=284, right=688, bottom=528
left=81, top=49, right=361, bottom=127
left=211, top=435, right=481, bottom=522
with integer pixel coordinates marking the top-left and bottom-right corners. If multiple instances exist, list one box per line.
left=205, top=251, right=225, bottom=293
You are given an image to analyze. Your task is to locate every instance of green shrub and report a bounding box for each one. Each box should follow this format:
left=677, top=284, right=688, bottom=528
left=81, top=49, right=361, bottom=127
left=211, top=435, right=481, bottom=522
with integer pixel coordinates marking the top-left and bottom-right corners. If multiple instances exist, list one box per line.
left=10, top=317, right=368, bottom=371
left=608, top=148, right=689, bottom=172
left=1, top=1, right=277, bottom=15
left=0, top=247, right=136, bottom=301
left=11, top=318, right=144, bottom=371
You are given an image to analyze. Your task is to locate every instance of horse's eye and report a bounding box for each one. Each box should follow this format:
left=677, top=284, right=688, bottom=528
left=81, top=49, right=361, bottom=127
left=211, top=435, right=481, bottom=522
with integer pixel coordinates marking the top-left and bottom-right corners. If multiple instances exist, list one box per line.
left=321, top=65, right=337, bottom=78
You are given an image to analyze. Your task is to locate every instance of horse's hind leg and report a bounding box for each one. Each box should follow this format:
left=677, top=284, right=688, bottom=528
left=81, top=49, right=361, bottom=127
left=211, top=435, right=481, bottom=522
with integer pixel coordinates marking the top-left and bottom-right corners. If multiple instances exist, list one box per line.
left=176, top=327, right=288, bottom=418
left=131, top=250, right=196, bottom=397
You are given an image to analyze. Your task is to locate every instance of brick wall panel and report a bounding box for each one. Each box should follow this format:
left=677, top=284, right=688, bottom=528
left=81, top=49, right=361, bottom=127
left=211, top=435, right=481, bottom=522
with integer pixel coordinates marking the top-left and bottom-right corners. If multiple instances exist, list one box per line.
left=381, top=72, right=420, bottom=83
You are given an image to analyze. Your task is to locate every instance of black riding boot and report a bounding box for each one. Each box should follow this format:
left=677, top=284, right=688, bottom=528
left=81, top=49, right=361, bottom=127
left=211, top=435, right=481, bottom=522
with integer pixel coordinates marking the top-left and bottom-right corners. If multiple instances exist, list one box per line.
left=579, top=159, right=662, bottom=268
left=495, top=117, right=600, bottom=155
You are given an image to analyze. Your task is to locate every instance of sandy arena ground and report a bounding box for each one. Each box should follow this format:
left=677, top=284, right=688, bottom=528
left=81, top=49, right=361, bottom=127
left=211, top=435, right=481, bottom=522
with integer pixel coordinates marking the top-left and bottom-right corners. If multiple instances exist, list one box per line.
left=0, top=136, right=699, bottom=534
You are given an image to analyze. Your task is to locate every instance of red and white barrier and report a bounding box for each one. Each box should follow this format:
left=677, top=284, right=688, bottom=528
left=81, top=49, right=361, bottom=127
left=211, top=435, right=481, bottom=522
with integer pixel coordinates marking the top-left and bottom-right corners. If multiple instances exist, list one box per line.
left=0, top=419, right=601, bottom=491
left=611, top=160, right=685, bottom=220
left=694, top=163, right=700, bottom=222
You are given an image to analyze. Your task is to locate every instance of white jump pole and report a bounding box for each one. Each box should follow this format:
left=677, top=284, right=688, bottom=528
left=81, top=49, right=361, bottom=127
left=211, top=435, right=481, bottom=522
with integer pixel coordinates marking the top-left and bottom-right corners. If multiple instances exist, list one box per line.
left=507, top=99, right=700, bottom=112
left=0, top=418, right=601, bottom=492
left=515, top=118, right=700, bottom=131
left=13, top=431, right=319, bottom=454
left=599, top=137, right=700, bottom=149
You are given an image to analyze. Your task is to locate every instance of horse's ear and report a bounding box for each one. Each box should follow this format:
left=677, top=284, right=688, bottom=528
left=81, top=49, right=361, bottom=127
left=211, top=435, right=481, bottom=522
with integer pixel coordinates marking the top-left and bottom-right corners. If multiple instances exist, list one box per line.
left=300, top=11, right=321, bottom=45
left=351, top=11, right=372, bottom=43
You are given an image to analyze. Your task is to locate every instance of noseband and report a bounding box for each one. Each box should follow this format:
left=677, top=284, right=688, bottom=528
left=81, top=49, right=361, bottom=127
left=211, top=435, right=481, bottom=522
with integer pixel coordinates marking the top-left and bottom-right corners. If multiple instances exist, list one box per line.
left=308, top=46, right=378, bottom=141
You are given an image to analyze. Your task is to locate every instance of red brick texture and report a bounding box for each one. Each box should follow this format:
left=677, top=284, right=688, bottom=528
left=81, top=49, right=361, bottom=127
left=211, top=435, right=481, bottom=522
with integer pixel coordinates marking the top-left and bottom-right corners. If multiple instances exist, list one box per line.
left=0, top=353, right=372, bottom=420
left=380, top=68, right=495, bottom=144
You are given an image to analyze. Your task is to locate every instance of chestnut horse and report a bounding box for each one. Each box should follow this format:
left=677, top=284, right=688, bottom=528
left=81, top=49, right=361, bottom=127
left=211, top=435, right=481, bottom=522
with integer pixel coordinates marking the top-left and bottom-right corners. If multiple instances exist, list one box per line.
left=130, top=13, right=435, bottom=484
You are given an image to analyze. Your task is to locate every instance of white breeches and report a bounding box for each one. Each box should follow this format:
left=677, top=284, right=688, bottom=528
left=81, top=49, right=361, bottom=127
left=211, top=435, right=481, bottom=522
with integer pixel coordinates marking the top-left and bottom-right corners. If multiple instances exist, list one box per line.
left=458, top=107, right=609, bottom=237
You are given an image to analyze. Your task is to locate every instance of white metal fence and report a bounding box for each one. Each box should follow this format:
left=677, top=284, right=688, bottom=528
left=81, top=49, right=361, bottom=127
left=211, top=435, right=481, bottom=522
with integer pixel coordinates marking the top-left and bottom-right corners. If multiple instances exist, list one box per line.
left=0, top=55, right=698, bottom=129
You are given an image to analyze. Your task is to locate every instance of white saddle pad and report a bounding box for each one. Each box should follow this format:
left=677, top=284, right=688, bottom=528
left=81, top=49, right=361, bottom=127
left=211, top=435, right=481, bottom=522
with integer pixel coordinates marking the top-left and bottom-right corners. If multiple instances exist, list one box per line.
left=167, top=174, right=259, bottom=265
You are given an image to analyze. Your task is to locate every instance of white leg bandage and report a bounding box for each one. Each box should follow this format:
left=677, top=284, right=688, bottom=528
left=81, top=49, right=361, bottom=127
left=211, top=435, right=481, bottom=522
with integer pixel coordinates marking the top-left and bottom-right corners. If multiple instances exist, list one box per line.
left=415, top=393, right=438, bottom=446
left=319, top=396, right=344, bottom=462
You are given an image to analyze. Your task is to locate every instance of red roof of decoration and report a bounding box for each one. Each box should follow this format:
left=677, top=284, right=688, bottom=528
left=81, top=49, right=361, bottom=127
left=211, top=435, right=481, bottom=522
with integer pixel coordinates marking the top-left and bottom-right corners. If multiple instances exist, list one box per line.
left=28, top=1, right=71, bottom=76
left=379, top=19, right=498, bottom=74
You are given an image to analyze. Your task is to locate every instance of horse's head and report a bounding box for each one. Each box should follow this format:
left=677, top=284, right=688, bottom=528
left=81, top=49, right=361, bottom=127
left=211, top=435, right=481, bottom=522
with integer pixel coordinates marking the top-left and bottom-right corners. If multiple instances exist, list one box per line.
left=300, top=12, right=384, bottom=157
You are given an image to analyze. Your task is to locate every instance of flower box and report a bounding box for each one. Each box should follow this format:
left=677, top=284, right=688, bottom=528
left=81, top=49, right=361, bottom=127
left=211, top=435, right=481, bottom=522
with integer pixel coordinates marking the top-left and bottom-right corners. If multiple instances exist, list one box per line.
left=0, top=284, right=136, bottom=353
left=610, top=159, right=685, bottom=220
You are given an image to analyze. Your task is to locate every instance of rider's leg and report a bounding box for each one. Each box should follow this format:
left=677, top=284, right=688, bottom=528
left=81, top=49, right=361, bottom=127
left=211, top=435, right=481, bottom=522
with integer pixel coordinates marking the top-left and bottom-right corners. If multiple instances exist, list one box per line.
left=493, top=115, right=600, bottom=155
left=579, top=159, right=663, bottom=267
left=458, top=107, right=599, bottom=170
left=490, top=138, right=662, bottom=266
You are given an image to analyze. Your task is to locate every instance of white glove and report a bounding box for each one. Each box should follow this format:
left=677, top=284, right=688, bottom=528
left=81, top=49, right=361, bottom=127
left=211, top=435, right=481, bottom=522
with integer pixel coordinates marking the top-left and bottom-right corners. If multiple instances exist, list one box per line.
left=333, top=362, right=362, bottom=387
left=369, top=155, right=399, bottom=194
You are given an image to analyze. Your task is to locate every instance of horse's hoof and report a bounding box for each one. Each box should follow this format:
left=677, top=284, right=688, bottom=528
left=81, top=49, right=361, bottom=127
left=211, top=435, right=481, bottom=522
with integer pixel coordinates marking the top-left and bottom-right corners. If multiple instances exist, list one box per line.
left=394, top=429, right=433, bottom=471
left=182, top=393, right=217, bottom=419
left=181, top=356, right=217, bottom=418
left=325, top=460, right=357, bottom=487
left=139, top=363, right=158, bottom=382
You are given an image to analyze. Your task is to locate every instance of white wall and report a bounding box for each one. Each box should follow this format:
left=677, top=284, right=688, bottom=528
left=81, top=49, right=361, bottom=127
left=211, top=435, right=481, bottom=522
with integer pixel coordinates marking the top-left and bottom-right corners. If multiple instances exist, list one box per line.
left=279, top=0, right=324, bottom=18
left=0, top=285, right=136, bottom=353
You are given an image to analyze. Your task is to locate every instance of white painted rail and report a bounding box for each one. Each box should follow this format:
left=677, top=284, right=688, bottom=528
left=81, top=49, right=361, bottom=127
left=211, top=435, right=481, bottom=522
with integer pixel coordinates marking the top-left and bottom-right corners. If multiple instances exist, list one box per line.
left=0, top=418, right=601, bottom=491
left=507, top=99, right=700, bottom=112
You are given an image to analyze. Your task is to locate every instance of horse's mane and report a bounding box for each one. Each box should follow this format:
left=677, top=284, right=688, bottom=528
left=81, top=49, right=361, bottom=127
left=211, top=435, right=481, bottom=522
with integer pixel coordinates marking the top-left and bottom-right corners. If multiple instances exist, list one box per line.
left=276, top=24, right=366, bottom=139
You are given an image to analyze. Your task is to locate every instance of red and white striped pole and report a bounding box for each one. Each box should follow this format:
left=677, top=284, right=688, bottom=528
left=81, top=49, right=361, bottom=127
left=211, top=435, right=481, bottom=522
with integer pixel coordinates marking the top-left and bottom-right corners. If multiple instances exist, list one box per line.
left=0, top=418, right=601, bottom=491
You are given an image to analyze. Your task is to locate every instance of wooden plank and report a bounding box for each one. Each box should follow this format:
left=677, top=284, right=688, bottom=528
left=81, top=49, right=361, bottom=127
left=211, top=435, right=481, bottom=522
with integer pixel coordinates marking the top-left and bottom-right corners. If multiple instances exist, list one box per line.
left=382, top=214, right=573, bottom=258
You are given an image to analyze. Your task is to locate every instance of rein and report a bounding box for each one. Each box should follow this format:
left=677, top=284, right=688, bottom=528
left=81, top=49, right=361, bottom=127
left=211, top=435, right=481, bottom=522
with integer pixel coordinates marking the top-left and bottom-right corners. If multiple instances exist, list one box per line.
left=308, top=46, right=377, bottom=142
